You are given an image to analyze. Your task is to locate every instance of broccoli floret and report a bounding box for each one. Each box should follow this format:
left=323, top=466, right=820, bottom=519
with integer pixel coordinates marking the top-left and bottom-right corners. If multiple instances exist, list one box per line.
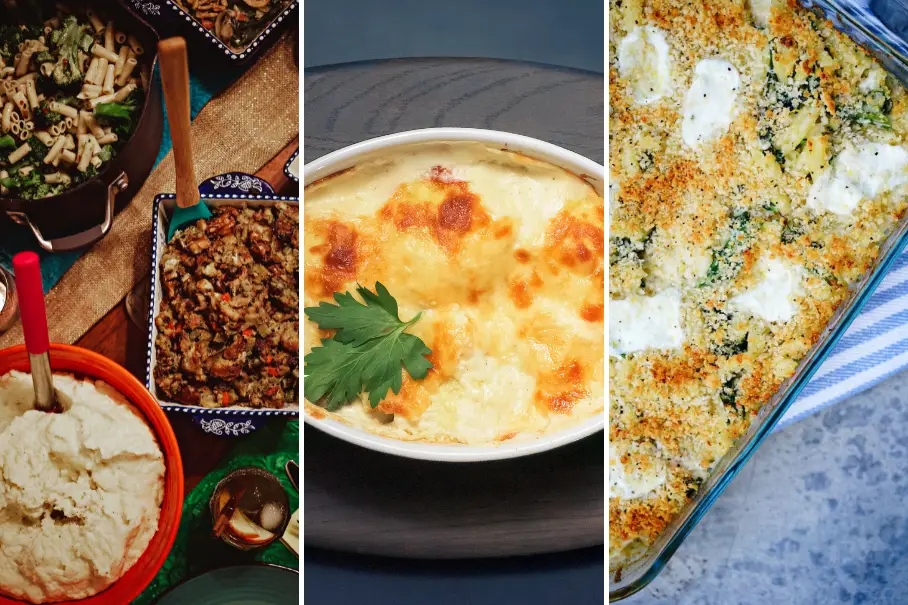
left=0, top=25, right=25, bottom=60
left=25, top=181, right=65, bottom=200
left=49, top=16, right=86, bottom=91
left=24, top=137, right=48, bottom=164
left=71, top=164, right=98, bottom=186
left=0, top=135, right=16, bottom=152
left=34, top=49, right=54, bottom=64
left=98, top=144, right=116, bottom=163
left=79, top=32, right=94, bottom=53
left=33, top=100, right=64, bottom=128
left=0, top=169, right=42, bottom=193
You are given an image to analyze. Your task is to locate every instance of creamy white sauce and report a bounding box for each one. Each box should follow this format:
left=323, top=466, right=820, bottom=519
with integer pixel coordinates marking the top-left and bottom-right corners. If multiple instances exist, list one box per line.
left=618, top=26, right=672, bottom=105
left=807, top=142, right=908, bottom=215
left=609, top=443, right=666, bottom=499
left=732, top=258, right=803, bottom=323
left=682, top=58, right=740, bottom=148
left=609, top=289, right=685, bottom=355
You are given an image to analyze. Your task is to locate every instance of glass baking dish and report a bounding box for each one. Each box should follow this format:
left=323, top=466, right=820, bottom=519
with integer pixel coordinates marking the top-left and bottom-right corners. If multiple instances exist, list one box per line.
left=609, top=0, right=908, bottom=599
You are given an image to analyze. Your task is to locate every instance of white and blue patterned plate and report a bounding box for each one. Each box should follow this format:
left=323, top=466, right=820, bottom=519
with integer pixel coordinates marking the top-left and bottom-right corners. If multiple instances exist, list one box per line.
left=165, top=0, right=298, bottom=62
left=146, top=173, right=299, bottom=436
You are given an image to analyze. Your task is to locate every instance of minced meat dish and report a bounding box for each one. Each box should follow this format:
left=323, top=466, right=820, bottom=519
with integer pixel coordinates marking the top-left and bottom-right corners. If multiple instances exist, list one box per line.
left=154, top=203, right=299, bottom=409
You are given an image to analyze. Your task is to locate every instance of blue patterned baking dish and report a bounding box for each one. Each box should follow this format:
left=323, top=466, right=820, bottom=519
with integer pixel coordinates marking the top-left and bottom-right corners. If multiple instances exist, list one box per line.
left=145, top=173, right=298, bottom=437
left=610, top=0, right=908, bottom=600
left=284, top=149, right=299, bottom=183
left=166, top=0, right=298, bottom=62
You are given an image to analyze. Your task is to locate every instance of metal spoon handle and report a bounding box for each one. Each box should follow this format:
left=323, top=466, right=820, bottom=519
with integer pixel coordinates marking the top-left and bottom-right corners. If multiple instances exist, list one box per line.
left=12, top=252, right=56, bottom=412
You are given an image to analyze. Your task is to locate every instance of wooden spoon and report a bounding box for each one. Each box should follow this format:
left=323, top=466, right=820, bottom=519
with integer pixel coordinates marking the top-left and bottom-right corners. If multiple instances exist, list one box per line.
left=158, top=37, right=211, bottom=240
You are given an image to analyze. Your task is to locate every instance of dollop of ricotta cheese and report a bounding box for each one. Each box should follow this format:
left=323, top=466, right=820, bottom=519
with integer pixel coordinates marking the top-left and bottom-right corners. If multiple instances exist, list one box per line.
left=610, top=443, right=667, bottom=500
left=732, top=258, right=804, bottom=323
left=807, top=142, right=908, bottom=216
left=609, top=289, right=685, bottom=355
left=749, top=0, right=773, bottom=27
left=682, top=58, right=740, bottom=148
left=617, top=26, right=672, bottom=105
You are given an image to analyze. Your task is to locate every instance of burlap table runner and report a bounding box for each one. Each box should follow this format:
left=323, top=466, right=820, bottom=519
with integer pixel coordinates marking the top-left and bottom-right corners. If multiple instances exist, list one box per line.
left=0, top=36, right=298, bottom=350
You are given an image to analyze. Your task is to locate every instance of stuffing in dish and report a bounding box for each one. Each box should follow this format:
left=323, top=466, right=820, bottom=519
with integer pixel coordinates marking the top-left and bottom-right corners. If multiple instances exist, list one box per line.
left=154, top=203, right=300, bottom=409
left=610, top=0, right=908, bottom=570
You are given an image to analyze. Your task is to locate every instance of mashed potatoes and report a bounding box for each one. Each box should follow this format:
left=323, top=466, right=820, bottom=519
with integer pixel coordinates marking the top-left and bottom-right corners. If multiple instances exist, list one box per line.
left=0, top=371, right=165, bottom=604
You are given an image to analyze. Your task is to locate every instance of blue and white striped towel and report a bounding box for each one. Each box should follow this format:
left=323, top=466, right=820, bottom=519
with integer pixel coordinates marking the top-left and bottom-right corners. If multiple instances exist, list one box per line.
left=777, top=0, right=908, bottom=428
left=779, top=255, right=908, bottom=427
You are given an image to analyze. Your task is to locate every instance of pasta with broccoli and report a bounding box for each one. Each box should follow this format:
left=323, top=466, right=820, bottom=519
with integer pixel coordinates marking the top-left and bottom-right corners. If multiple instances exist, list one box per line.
left=0, top=6, right=148, bottom=200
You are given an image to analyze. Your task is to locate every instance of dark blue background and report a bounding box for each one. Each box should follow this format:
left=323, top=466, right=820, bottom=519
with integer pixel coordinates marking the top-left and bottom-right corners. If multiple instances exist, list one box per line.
left=305, top=546, right=605, bottom=605
left=304, top=1, right=604, bottom=603
left=304, top=0, right=604, bottom=73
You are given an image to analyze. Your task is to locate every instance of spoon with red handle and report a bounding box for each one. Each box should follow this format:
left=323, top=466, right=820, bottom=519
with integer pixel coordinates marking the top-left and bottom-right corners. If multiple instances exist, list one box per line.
left=12, top=252, right=59, bottom=413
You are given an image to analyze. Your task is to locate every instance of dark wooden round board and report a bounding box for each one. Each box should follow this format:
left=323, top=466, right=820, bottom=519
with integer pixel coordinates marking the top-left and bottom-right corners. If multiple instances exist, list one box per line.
left=303, top=58, right=604, bottom=559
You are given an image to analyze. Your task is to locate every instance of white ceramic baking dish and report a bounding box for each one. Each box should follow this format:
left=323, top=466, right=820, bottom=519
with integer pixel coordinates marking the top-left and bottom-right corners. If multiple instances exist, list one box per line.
left=146, top=172, right=299, bottom=436
left=303, top=127, right=605, bottom=462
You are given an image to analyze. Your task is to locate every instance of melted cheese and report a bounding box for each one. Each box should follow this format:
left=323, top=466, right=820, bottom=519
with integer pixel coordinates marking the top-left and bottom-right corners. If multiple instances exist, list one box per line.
left=808, top=143, right=908, bottom=215
left=682, top=58, right=740, bottom=148
left=610, top=443, right=667, bottom=499
left=617, top=26, right=672, bottom=105
left=609, top=289, right=685, bottom=355
left=304, top=142, right=604, bottom=445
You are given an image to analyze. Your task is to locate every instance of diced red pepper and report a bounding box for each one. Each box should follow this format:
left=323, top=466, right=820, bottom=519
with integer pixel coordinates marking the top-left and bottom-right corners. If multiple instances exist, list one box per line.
left=243, top=328, right=254, bottom=337
left=221, top=392, right=230, bottom=405
left=221, top=293, right=231, bottom=302
left=266, top=367, right=280, bottom=377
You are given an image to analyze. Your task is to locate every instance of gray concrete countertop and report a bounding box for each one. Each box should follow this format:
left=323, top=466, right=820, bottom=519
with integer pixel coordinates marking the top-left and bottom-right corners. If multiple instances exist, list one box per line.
left=627, top=369, right=908, bottom=605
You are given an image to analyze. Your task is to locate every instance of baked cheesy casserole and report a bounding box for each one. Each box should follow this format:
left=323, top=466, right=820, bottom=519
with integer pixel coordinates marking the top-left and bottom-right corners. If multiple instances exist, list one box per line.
left=610, top=0, right=908, bottom=570
left=304, top=141, right=604, bottom=445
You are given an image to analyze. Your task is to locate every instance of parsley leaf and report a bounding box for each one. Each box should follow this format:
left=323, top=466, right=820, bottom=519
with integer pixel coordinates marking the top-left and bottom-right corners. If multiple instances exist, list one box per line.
left=304, top=283, right=433, bottom=410
left=304, top=282, right=407, bottom=346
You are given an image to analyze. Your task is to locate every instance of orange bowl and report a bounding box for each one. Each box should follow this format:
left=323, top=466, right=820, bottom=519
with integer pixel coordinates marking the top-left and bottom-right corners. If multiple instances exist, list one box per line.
left=0, top=344, right=184, bottom=605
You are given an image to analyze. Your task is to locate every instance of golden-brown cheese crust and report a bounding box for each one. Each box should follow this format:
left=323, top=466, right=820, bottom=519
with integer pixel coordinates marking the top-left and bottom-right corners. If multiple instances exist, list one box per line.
left=305, top=142, right=604, bottom=444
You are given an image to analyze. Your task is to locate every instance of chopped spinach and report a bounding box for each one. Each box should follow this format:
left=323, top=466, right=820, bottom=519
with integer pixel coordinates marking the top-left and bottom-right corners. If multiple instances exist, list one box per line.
left=713, top=333, right=749, bottom=358
left=720, top=372, right=746, bottom=417
left=700, top=211, right=752, bottom=286
left=781, top=218, right=806, bottom=244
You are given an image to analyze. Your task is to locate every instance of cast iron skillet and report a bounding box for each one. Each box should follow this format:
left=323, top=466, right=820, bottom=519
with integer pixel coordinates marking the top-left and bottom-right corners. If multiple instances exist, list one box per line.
left=0, top=0, right=163, bottom=253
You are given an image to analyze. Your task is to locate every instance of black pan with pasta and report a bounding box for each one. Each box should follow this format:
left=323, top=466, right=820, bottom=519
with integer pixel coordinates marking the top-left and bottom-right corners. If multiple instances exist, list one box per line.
left=0, top=0, right=162, bottom=252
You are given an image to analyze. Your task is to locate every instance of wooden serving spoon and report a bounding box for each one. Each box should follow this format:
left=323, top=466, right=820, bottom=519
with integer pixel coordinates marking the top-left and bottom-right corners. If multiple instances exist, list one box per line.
left=12, top=252, right=59, bottom=413
left=158, top=37, right=211, bottom=240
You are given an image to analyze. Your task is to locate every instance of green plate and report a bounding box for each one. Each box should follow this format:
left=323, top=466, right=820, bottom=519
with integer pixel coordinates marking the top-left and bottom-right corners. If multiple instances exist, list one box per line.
left=155, top=564, right=298, bottom=604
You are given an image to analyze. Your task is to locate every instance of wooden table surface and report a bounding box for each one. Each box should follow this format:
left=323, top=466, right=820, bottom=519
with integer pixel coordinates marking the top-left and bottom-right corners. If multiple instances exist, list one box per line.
left=304, top=58, right=604, bottom=558
left=76, top=138, right=299, bottom=492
